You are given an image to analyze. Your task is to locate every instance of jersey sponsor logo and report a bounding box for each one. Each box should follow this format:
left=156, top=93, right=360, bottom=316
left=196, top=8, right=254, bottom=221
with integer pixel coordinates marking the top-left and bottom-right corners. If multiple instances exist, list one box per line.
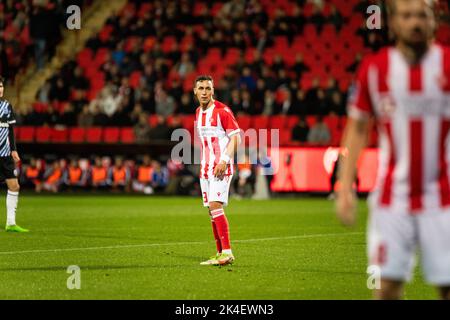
left=0, top=122, right=9, bottom=128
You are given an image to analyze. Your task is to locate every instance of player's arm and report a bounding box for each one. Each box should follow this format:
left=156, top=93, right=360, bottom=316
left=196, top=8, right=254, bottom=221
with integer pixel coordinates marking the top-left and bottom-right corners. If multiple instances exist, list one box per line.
left=214, top=133, right=241, bottom=179
left=9, top=126, right=19, bottom=161
left=336, top=118, right=369, bottom=226
left=336, top=56, right=373, bottom=226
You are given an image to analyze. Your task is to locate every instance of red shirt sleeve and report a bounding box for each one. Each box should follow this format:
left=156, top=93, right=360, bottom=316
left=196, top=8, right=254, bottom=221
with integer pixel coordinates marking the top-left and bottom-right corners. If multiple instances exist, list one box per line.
left=347, top=56, right=374, bottom=119
left=219, top=107, right=240, bottom=137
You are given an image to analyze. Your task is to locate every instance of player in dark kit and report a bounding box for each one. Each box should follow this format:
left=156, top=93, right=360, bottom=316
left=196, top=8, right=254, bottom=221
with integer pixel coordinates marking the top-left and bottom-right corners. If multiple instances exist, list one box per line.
left=0, top=77, right=28, bottom=232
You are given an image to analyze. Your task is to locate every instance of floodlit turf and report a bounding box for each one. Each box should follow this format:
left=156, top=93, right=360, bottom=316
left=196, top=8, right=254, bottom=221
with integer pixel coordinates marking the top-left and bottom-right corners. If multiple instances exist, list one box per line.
left=0, top=195, right=436, bottom=300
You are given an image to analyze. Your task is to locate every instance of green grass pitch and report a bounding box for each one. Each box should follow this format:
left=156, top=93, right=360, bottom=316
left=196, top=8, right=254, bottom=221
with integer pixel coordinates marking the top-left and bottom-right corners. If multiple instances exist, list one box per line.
left=0, top=195, right=436, bottom=299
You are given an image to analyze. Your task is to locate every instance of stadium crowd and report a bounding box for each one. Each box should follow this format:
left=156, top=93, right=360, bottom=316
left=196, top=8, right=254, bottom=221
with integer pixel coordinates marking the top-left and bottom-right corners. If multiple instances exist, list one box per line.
left=16, top=0, right=392, bottom=129
left=0, top=0, right=91, bottom=82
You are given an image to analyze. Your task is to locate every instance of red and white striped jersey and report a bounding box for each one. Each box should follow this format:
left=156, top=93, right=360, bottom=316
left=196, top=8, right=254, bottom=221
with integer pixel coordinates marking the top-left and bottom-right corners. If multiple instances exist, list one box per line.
left=196, top=100, right=240, bottom=180
left=348, top=44, right=450, bottom=213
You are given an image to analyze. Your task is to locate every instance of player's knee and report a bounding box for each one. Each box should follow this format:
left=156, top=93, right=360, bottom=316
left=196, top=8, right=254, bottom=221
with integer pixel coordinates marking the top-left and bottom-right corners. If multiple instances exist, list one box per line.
left=375, top=280, right=403, bottom=300
left=209, top=201, right=223, bottom=211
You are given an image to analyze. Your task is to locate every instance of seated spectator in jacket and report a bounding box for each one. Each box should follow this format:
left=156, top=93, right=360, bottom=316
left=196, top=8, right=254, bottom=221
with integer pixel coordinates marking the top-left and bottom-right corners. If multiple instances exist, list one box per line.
left=149, top=115, right=171, bottom=140
left=307, top=116, right=331, bottom=146
left=237, top=67, right=256, bottom=91
left=90, top=157, right=109, bottom=190
left=78, top=105, right=94, bottom=127
left=109, top=157, right=131, bottom=192
left=132, top=155, right=154, bottom=194
left=134, top=113, right=151, bottom=143
left=63, top=159, right=88, bottom=189
left=151, top=160, right=169, bottom=193
left=22, top=158, right=44, bottom=191
left=36, top=160, right=63, bottom=193
left=291, top=117, right=310, bottom=144
left=236, top=154, right=256, bottom=198
left=155, top=89, right=176, bottom=118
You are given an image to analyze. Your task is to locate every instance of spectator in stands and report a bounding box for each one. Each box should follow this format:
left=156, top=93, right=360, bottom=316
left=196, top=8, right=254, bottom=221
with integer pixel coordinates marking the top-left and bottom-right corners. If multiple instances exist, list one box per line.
left=63, top=159, right=88, bottom=190
left=92, top=105, right=109, bottom=126
left=149, top=115, right=171, bottom=141
left=293, top=89, right=308, bottom=116
left=236, top=154, right=256, bottom=198
left=309, top=4, right=326, bottom=33
left=36, top=160, right=63, bottom=193
left=78, top=105, right=95, bottom=128
left=43, top=104, right=61, bottom=126
left=91, top=85, right=122, bottom=117
left=168, top=114, right=183, bottom=137
left=237, top=67, right=257, bottom=91
left=151, top=160, right=169, bottom=193
left=278, top=89, right=296, bottom=115
left=22, top=158, right=43, bottom=191
left=36, top=80, right=51, bottom=104
left=272, top=55, right=286, bottom=74
left=307, top=116, right=331, bottom=146
left=72, top=67, right=90, bottom=91
left=109, top=157, right=131, bottom=192
left=291, top=117, right=310, bottom=144
left=155, top=89, right=176, bottom=117
left=328, top=4, right=344, bottom=31
left=90, top=157, right=109, bottom=190
left=139, top=87, right=155, bottom=114
left=292, top=54, right=310, bottom=80
left=60, top=103, right=77, bottom=127
left=179, top=93, right=196, bottom=114
left=262, top=90, right=276, bottom=116
left=304, top=78, right=320, bottom=114
left=49, top=77, right=70, bottom=102
left=329, top=91, right=345, bottom=116
left=174, top=53, right=195, bottom=78
left=132, top=155, right=154, bottom=194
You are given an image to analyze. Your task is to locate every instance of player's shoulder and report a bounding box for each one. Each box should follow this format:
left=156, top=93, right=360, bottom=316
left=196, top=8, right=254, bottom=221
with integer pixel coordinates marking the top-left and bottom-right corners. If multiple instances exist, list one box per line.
left=360, top=47, right=391, bottom=70
left=214, top=100, right=233, bottom=114
left=0, top=99, right=12, bottom=108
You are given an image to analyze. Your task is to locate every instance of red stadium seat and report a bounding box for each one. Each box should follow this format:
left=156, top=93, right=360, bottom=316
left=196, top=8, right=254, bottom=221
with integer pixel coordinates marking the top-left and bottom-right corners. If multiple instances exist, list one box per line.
left=51, top=128, right=68, bottom=143
left=103, top=127, right=120, bottom=143
left=252, top=116, right=269, bottom=131
left=236, top=115, right=251, bottom=131
left=17, top=126, right=35, bottom=142
left=279, top=129, right=292, bottom=146
left=269, top=115, right=287, bottom=130
left=148, top=114, right=159, bottom=127
left=35, top=127, right=52, bottom=143
left=86, top=127, right=103, bottom=143
left=120, top=127, right=135, bottom=143
left=69, top=127, right=86, bottom=143
left=286, top=116, right=299, bottom=130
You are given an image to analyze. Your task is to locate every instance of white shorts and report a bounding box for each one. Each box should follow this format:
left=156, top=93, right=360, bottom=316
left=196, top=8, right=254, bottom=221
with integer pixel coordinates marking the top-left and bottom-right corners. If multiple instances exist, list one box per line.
left=367, top=205, right=450, bottom=285
left=200, top=176, right=233, bottom=207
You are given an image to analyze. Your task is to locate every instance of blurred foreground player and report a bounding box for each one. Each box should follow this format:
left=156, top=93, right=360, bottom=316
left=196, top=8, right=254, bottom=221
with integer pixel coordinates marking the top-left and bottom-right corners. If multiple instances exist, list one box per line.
left=0, top=77, right=28, bottom=232
left=194, top=76, right=241, bottom=266
left=336, top=0, right=450, bottom=299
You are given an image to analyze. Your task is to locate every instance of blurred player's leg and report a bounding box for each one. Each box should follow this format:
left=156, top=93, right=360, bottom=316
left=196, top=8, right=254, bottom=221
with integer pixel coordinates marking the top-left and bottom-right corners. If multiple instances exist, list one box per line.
left=5, top=178, right=28, bottom=232
left=375, top=280, right=404, bottom=300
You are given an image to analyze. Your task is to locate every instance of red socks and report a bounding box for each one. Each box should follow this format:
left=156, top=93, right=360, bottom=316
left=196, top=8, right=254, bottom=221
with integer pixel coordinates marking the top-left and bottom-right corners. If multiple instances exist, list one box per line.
left=210, top=208, right=231, bottom=251
left=210, top=220, right=222, bottom=253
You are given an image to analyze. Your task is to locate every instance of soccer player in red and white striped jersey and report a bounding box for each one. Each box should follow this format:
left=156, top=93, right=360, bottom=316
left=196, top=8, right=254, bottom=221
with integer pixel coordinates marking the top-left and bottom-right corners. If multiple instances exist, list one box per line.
left=336, top=0, right=450, bottom=299
left=193, top=75, right=241, bottom=266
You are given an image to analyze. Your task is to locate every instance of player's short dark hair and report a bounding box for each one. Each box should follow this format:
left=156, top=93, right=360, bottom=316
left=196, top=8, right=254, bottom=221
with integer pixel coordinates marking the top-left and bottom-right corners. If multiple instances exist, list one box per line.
left=0, top=76, right=4, bottom=85
left=194, top=75, right=213, bottom=87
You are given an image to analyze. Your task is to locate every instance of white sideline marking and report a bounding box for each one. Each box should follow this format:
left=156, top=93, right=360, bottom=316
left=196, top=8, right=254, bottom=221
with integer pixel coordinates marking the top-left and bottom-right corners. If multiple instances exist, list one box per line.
left=0, top=232, right=363, bottom=255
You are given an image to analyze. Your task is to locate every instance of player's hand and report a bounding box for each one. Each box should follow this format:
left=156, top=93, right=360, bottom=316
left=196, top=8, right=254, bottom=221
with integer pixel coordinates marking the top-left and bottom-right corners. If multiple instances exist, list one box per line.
left=214, top=161, right=227, bottom=180
left=335, top=188, right=357, bottom=227
left=11, top=151, right=20, bottom=163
